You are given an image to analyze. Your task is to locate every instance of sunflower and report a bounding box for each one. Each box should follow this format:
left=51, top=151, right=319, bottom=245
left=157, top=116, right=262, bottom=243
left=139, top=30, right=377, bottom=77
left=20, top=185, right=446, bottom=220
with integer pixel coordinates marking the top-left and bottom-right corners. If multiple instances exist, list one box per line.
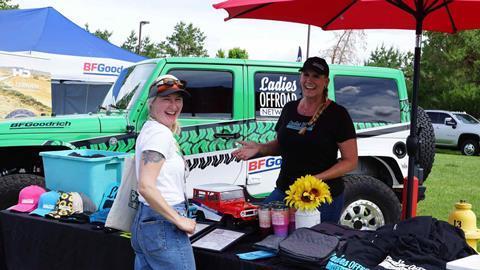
left=284, top=175, right=332, bottom=211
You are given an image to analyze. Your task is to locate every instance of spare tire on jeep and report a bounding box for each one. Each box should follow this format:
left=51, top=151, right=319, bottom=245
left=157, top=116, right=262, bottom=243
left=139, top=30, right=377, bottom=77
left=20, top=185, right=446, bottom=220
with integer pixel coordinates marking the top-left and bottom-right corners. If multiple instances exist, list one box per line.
left=416, top=107, right=435, bottom=181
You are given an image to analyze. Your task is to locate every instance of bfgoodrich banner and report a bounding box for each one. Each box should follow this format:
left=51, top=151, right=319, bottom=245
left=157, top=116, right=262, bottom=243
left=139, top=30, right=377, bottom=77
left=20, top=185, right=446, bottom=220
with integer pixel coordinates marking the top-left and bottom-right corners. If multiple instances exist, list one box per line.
left=0, top=67, right=52, bottom=118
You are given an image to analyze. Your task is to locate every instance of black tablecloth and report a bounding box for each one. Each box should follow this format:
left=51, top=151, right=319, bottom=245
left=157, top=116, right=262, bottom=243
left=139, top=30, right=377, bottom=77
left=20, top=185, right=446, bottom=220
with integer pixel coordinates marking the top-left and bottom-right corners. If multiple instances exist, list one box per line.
left=0, top=210, right=134, bottom=270
left=0, top=210, right=296, bottom=270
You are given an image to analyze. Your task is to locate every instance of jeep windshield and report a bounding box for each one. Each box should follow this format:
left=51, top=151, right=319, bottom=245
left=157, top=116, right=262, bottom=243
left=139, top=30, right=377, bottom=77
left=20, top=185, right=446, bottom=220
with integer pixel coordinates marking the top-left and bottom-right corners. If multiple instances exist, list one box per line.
left=454, top=113, right=480, bottom=124
left=220, top=190, right=244, bottom=201
left=101, top=63, right=156, bottom=110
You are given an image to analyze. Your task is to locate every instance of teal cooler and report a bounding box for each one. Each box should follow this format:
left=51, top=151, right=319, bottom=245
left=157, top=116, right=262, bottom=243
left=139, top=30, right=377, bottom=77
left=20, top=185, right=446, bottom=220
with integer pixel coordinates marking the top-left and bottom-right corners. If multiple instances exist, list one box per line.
left=40, top=149, right=133, bottom=208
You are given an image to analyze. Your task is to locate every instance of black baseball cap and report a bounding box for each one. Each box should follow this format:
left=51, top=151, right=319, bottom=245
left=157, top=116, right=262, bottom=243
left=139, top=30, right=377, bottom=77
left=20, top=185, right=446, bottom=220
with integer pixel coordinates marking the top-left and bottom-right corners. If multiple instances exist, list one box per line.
left=299, top=57, right=329, bottom=76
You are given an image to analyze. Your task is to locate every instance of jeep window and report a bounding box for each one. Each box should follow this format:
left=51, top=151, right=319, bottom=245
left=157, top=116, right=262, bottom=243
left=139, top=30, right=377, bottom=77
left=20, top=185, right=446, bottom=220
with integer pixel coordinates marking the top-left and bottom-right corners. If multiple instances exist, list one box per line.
left=101, top=63, right=156, bottom=110
left=208, top=192, right=219, bottom=201
left=168, top=70, right=233, bottom=119
left=220, top=190, right=244, bottom=201
left=454, top=113, right=480, bottom=124
left=254, top=73, right=302, bottom=119
left=195, top=190, right=206, bottom=200
left=334, top=76, right=401, bottom=123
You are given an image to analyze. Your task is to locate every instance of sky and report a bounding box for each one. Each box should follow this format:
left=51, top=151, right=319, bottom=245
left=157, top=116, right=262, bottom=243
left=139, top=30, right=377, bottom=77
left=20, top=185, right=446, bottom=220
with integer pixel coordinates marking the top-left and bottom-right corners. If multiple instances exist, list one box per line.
left=13, top=0, right=416, bottom=63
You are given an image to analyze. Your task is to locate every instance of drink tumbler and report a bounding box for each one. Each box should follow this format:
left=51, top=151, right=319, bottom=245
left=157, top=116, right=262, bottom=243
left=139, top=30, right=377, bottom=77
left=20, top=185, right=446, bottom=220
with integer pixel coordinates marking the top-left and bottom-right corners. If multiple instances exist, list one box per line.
left=271, top=203, right=289, bottom=237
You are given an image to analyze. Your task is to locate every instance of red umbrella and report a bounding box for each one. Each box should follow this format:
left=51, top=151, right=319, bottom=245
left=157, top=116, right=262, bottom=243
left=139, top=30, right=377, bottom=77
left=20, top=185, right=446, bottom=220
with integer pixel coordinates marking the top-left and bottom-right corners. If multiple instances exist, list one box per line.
left=214, top=0, right=480, bottom=33
left=214, top=0, right=480, bottom=219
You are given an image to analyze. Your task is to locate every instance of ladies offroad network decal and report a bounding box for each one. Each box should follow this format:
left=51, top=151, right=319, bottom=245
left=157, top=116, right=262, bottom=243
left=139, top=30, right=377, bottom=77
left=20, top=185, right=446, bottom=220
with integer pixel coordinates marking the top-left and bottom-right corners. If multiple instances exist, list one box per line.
left=255, top=73, right=301, bottom=117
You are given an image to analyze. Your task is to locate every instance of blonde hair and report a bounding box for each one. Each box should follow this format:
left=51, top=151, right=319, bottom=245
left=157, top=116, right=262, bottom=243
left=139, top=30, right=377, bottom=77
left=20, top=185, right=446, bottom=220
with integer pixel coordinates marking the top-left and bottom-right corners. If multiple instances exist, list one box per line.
left=148, top=96, right=181, bottom=134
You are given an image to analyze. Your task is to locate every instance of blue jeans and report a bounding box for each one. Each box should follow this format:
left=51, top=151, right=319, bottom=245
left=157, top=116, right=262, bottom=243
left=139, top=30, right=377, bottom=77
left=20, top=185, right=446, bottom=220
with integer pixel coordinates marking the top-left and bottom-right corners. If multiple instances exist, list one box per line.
left=264, top=188, right=345, bottom=223
left=131, top=203, right=195, bottom=270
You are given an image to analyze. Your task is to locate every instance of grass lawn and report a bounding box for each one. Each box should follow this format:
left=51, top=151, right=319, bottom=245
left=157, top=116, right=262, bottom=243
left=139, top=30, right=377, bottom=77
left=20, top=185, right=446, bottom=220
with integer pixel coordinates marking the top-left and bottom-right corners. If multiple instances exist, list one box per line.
left=417, top=148, right=480, bottom=225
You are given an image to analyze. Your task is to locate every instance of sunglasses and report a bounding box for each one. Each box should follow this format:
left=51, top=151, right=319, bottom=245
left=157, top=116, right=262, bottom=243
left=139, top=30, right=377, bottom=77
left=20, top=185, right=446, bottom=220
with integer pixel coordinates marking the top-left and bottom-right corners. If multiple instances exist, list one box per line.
left=155, top=78, right=186, bottom=89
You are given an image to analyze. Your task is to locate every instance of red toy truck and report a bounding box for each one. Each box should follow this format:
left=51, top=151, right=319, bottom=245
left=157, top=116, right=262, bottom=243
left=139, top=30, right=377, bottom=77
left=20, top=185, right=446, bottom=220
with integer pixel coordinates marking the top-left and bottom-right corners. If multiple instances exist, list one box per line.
left=192, top=184, right=258, bottom=224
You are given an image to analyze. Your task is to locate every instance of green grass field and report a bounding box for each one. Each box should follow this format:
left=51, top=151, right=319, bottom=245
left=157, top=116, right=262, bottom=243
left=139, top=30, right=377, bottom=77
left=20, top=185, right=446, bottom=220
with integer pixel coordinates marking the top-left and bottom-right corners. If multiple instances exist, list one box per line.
left=417, top=148, right=480, bottom=225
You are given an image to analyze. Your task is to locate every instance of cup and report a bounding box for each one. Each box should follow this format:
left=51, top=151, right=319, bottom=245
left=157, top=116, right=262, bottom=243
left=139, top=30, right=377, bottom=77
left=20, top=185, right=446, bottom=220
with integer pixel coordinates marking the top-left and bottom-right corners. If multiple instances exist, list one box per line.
left=270, top=202, right=289, bottom=237
left=257, top=203, right=272, bottom=236
left=288, top=207, right=296, bottom=233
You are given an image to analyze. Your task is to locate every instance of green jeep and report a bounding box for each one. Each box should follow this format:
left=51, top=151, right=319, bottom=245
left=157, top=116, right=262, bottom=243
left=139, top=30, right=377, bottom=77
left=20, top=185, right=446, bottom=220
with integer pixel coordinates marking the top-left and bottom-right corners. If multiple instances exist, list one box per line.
left=0, top=57, right=435, bottom=230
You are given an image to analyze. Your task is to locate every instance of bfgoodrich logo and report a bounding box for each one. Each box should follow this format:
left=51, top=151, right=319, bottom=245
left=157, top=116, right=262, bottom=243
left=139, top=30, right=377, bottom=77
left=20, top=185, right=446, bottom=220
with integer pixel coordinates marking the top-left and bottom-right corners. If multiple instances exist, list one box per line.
left=10, top=121, right=72, bottom=129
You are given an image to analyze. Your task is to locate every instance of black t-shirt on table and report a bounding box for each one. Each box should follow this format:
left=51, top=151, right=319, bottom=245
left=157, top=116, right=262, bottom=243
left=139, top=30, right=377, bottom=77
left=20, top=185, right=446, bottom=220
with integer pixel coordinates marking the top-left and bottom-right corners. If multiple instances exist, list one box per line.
left=274, top=99, right=356, bottom=197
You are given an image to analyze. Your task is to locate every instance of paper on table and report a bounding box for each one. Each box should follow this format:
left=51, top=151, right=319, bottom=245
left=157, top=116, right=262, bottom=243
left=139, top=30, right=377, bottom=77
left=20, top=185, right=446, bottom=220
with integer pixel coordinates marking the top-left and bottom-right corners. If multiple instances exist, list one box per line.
left=191, top=228, right=245, bottom=251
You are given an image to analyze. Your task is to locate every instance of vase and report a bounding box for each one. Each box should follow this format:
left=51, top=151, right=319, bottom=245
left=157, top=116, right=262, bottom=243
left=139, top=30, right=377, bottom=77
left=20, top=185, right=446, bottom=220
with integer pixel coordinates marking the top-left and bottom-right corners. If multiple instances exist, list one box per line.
left=295, top=209, right=321, bottom=229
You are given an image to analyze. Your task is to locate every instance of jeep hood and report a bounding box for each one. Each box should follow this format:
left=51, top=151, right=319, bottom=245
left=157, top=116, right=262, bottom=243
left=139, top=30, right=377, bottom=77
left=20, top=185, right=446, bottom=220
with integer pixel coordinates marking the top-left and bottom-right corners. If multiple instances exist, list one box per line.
left=0, top=113, right=129, bottom=146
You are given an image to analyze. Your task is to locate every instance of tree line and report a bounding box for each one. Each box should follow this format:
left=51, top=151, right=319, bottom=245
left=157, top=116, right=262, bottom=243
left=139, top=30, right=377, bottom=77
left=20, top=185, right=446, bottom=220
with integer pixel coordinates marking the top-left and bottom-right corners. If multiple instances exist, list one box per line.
left=87, top=21, right=248, bottom=60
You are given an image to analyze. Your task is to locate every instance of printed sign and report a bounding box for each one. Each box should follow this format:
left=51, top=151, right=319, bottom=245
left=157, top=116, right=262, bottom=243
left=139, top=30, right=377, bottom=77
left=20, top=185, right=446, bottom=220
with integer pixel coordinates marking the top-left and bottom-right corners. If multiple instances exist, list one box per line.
left=248, top=156, right=282, bottom=174
left=0, top=67, right=52, bottom=118
left=255, top=73, right=301, bottom=117
left=83, top=62, right=124, bottom=76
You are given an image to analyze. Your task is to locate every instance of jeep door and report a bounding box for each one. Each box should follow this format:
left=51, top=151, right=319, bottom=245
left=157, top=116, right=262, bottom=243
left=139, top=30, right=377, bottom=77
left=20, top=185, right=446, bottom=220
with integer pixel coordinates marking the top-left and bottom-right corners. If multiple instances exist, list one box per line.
left=166, top=64, right=246, bottom=197
left=244, top=65, right=302, bottom=198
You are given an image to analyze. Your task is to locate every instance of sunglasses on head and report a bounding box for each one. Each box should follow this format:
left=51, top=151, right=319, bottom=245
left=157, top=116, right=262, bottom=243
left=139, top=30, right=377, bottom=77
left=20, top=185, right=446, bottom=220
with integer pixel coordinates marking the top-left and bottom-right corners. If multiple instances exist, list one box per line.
left=155, top=78, right=186, bottom=89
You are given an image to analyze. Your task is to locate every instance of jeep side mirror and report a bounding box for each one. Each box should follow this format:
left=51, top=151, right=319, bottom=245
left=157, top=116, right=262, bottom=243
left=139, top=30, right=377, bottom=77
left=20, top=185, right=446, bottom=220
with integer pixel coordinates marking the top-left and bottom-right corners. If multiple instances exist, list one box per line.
left=445, top=117, right=457, bottom=129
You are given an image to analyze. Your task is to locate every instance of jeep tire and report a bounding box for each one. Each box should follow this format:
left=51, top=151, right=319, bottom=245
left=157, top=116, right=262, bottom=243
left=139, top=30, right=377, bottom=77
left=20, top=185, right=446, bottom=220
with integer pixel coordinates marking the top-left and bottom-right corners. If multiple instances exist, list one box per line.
left=0, top=174, right=45, bottom=210
left=341, top=175, right=401, bottom=230
left=460, top=139, right=479, bottom=156
left=416, top=107, right=435, bottom=180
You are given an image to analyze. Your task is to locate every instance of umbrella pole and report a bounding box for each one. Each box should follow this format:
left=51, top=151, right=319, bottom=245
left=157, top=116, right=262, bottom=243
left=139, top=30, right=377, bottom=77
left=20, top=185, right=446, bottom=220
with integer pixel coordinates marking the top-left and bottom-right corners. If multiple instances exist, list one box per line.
left=405, top=19, right=423, bottom=219
left=306, top=25, right=311, bottom=58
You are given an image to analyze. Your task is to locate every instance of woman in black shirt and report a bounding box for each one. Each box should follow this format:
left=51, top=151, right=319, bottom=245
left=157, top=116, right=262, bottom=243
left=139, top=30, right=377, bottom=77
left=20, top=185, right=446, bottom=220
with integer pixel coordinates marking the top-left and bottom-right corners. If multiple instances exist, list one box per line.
left=233, top=57, right=357, bottom=223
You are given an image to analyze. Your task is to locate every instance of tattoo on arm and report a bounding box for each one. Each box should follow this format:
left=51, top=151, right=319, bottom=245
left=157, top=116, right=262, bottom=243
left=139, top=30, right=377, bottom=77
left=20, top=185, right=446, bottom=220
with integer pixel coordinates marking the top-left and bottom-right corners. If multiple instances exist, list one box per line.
left=142, top=150, right=165, bottom=165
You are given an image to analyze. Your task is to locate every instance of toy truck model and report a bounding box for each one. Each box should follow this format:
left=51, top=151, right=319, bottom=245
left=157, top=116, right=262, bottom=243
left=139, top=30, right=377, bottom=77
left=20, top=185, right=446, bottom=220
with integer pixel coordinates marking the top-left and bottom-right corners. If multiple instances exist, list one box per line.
left=0, top=57, right=435, bottom=230
left=192, top=183, right=258, bottom=223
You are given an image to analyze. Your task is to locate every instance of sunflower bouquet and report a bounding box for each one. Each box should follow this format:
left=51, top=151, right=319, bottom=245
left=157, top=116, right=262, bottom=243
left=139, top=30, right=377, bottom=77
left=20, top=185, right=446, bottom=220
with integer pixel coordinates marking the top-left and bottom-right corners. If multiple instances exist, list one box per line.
left=284, top=175, right=332, bottom=211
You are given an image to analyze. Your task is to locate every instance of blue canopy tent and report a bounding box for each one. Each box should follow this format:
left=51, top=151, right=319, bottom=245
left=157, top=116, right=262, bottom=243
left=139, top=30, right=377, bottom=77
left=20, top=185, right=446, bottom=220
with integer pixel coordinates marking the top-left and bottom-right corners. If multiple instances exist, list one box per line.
left=0, top=7, right=146, bottom=115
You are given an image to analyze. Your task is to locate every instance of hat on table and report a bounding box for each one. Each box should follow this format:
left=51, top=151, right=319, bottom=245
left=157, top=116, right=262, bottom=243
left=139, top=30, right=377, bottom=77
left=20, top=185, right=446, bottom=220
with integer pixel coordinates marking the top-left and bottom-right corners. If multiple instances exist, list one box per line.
left=46, top=192, right=83, bottom=219
left=30, top=190, right=61, bottom=217
left=8, top=185, right=46, bottom=213
left=78, top=192, right=97, bottom=214
left=53, top=192, right=98, bottom=223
